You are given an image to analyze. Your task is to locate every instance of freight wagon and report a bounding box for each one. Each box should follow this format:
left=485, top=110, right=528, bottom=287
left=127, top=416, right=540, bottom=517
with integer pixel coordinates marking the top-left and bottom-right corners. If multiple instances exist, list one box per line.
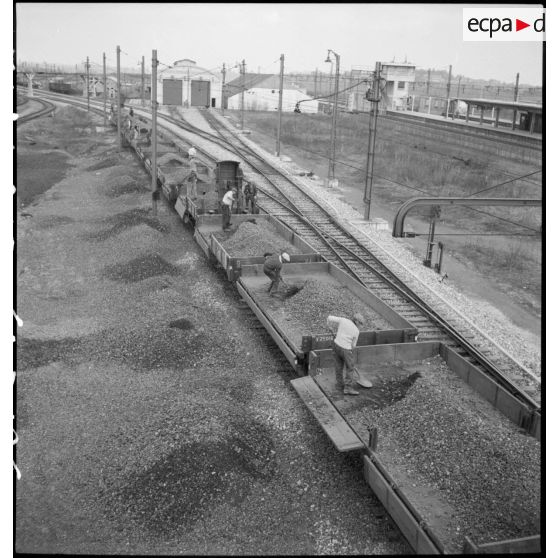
left=117, top=115, right=541, bottom=555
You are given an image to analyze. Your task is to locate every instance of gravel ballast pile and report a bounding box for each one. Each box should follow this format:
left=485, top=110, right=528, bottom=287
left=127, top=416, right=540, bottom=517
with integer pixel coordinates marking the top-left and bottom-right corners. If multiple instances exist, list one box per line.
left=218, top=220, right=296, bottom=257
left=102, top=253, right=180, bottom=283
left=262, top=277, right=393, bottom=345
left=346, top=356, right=540, bottom=552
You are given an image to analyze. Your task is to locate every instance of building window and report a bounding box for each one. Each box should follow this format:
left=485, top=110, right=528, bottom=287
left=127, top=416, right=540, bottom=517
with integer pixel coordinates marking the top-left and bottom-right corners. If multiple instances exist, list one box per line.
left=397, top=81, right=405, bottom=89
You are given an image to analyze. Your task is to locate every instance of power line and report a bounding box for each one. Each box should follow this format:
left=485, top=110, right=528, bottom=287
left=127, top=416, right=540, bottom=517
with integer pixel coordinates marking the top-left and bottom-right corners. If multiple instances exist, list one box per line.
left=466, top=170, right=542, bottom=197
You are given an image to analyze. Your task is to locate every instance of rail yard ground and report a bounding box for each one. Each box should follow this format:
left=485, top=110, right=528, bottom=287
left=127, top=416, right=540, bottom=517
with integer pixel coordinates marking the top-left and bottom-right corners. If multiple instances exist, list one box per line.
left=236, top=111, right=542, bottom=337
left=15, top=106, right=411, bottom=554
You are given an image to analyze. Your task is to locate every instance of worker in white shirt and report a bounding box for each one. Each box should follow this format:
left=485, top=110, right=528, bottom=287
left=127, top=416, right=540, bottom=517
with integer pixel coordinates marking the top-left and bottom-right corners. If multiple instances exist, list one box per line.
left=326, top=313, right=365, bottom=396
left=221, top=185, right=235, bottom=230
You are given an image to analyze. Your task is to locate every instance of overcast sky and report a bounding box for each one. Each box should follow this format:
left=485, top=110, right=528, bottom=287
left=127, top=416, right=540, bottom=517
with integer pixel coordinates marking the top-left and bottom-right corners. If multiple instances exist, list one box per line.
left=15, top=3, right=543, bottom=85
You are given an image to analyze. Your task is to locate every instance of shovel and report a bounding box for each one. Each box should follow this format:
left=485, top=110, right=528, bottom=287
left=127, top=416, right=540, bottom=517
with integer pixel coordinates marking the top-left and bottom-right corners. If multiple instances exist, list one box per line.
left=354, top=368, right=372, bottom=388
left=281, top=278, right=307, bottom=298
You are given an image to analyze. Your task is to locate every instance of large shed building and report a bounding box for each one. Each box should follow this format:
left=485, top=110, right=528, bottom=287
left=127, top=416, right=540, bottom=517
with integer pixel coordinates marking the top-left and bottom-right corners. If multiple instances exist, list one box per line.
left=157, top=59, right=223, bottom=108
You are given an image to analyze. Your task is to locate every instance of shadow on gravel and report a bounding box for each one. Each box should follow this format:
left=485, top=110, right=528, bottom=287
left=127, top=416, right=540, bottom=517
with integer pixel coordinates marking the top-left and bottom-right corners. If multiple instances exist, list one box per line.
left=169, top=318, right=193, bottom=330
left=102, top=254, right=179, bottom=283
left=346, top=371, right=422, bottom=413
left=106, top=420, right=276, bottom=536
left=85, top=157, right=121, bottom=171
left=16, top=336, right=82, bottom=371
left=85, top=208, right=169, bottom=241
left=104, top=175, right=148, bottom=198
left=34, top=215, right=75, bottom=229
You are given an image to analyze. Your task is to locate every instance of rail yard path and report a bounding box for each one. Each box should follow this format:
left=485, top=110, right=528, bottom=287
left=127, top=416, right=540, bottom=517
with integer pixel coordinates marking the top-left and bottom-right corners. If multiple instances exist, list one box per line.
left=15, top=107, right=410, bottom=554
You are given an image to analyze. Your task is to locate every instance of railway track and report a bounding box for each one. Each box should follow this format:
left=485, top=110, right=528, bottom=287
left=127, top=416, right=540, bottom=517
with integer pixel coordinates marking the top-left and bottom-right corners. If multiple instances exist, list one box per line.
left=27, top=90, right=541, bottom=415
left=16, top=96, right=56, bottom=124
left=177, top=108, right=541, bottom=408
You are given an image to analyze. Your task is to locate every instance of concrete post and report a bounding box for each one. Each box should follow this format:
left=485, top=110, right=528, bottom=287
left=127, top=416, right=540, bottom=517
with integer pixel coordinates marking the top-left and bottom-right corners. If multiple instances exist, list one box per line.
left=151, top=49, right=158, bottom=216
left=141, top=56, right=145, bottom=107
left=275, top=54, right=284, bottom=157
left=117, top=45, right=121, bottom=147
left=221, top=63, right=226, bottom=115
left=363, top=61, right=382, bottom=220
left=103, top=53, right=107, bottom=126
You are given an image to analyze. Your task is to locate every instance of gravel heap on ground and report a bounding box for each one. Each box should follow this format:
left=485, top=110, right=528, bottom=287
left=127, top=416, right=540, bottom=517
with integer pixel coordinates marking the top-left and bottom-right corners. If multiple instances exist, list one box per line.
left=103, top=175, right=148, bottom=198
left=219, top=220, right=296, bottom=257
left=346, top=357, right=540, bottom=552
left=280, top=278, right=392, bottom=336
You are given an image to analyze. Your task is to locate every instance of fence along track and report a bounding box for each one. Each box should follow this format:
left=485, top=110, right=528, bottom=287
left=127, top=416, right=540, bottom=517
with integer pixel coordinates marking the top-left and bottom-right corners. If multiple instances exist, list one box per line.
left=29, top=90, right=541, bottom=412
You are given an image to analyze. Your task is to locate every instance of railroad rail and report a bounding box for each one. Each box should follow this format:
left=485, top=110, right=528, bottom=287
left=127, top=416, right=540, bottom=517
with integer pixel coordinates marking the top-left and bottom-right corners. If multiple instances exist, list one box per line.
left=176, top=107, right=541, bottom=409
left=16, top=96, right=56, bottom=124
left=28, top=89, right=541, bottom=415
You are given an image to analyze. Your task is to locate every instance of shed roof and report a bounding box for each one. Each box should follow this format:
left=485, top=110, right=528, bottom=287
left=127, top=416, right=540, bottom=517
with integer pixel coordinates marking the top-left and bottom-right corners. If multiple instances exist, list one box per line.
left=224, top=73, right=304, bottom=98
left=460, top=98, right=543, bottom=113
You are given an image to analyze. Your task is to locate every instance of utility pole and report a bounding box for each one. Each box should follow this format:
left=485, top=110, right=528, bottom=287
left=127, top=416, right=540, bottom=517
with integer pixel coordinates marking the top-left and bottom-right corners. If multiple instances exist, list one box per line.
left=240, top=59, right=246, bottom=130
left=151, top=49, right=159, bottom=216
left=363, top=61, right=382, bottom=220
left=445, top=64, right=452, bottom=118
left=103, top=52, right=107, bottom=126
left=221, top=63, right=226, bottom=115
left=325, top=49, right=340, bottom=187
left=141, top=56, right=145, bottom=107
left=314, top=68, right=318, bottom=96
left=512, top=72, right=520, bottom=130
left=275, top=54, right=285, bottom=157
left=86, top=56, right=90, bottom=111
left=116, top=45, right=122, bottom=147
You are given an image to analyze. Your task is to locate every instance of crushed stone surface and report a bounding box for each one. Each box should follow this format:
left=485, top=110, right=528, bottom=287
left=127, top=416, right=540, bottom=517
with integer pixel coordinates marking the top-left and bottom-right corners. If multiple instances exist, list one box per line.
left=344, top=356, right=540, bottom=552
left=16, top=107, right=410, bottom=555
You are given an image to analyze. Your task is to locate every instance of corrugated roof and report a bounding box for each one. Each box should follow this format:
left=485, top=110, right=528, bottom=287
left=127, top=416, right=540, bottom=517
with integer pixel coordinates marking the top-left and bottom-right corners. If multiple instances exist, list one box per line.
left=460, top=98, right=543, bottom=113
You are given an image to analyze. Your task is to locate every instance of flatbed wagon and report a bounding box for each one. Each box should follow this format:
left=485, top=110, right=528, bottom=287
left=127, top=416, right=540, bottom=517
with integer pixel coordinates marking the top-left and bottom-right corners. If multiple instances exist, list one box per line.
left=237, top=261, right=417, bottom=373
left=193, top=214, right=322, bottom=280
left=291, top=340, right=541, bottom=553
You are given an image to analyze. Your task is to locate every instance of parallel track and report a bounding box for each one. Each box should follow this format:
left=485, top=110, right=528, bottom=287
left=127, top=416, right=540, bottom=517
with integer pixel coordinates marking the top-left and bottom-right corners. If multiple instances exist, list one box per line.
left=17, top=96, right=56, bottom=124
left=28, top=90, right=541, bottom=417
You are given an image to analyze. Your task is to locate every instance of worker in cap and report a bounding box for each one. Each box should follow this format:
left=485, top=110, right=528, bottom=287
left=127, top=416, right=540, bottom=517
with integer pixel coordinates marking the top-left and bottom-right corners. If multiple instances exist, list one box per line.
left=221, top=185, right=236, bottom=231
left=263, top=251, right=290, bottom=296
left=326, top=312, right=366, bottom=396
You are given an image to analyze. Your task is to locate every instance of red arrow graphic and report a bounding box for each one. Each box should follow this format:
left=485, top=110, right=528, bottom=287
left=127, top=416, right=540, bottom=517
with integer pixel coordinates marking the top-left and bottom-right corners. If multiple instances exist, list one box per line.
left=516, top=19, right=530, bottom=31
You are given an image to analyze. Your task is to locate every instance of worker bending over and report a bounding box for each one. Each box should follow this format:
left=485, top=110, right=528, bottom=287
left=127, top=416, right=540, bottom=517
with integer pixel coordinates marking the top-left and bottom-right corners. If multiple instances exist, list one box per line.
left=263, top=252, right=290, bottom=296
left=327, top=313, right=365, bottom=396
left=221, top=185, right=235, bottom=230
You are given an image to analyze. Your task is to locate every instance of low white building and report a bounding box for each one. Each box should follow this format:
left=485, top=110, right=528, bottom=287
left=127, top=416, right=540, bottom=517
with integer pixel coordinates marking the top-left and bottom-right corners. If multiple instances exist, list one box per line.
left=157, top=59, right=223, bottom=108
left=225, top=74, right=319, bottom=113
